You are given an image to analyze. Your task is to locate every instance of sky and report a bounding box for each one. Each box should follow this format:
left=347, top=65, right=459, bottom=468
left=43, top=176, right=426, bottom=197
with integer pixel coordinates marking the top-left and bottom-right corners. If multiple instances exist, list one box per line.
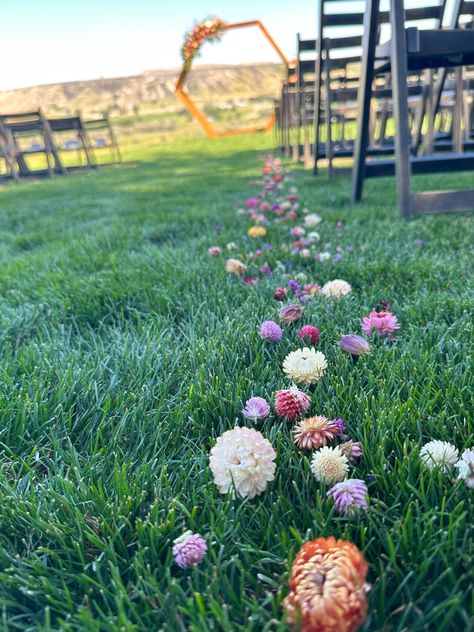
left=0, top=0, right=317, bottom=91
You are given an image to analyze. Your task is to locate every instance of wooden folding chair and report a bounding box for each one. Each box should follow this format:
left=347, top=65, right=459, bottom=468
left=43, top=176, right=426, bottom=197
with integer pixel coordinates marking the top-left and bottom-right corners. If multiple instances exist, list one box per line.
left=82, top=114, right=122, bottom=165
left=351, top=0, right=474, bottom=218
left=0, top=110, right=65, bottom=177
left=47, top=115, right=97, bottom=171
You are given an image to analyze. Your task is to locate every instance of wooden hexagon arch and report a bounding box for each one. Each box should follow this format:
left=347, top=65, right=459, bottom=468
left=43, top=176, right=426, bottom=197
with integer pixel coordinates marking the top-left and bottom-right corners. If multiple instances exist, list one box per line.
left=175, top=20, right=289, bottom=139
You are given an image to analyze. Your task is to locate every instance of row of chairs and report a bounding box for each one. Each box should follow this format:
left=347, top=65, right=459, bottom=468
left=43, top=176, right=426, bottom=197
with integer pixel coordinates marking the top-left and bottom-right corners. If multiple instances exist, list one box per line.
left=275, top=0, right=474, bottom=218
left=0, top=109, right=121, bottom=182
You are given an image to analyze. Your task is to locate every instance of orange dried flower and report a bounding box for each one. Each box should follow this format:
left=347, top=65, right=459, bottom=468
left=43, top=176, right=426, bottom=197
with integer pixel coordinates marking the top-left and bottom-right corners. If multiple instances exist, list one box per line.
left=283, top=537, right=369, bottom=632
left=293, top=416, right=340, bottom=450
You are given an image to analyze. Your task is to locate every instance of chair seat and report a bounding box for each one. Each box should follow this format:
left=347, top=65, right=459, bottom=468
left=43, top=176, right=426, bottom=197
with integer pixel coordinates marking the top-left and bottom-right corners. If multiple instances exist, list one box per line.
left=376, top=29, right=474, bottom=72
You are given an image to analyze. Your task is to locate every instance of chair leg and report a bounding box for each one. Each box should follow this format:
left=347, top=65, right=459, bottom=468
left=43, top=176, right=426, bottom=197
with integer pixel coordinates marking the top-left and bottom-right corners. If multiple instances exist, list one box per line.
left=313, top=47, right=323, bottom=174
left=389, top=0, right=413, bottom=219
left=351, top=0, right=380, bottom=203
left=324, top=49, right=334, bottom=178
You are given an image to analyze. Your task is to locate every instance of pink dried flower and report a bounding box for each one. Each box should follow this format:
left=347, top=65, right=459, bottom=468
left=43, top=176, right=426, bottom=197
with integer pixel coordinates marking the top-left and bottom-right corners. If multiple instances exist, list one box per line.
left=173, top=532, right=207, bottom=568
left=245, top=197, right=260, bottom=208
left=275, top=387, right=310, bottom=421
left=361, top=310, right=400, bottom=337
left=298, top=325, right=320, bottom=345
left=280, top=304, right=304, bottom=324
left=242, top=397, right=270, bottom=421
left=273, top=287, right=287, bottom=301
left=259, top=320, right=283, bottom=342
left=209, top=427, right=276, bottom=498
left=303, top=283, right=321, bottom=297
left=293, top=416, right=340, bottom=449
left=290, top=226, right=305, bottom=238
left=208, top=246, right=222, bottom=256
left=243, top=276, right=257, bottom=285
left=260, top=202, right=271, bottom=212
left=340, top=440, right=363, bottom=464
left=327, top=479, right=368, bottom=516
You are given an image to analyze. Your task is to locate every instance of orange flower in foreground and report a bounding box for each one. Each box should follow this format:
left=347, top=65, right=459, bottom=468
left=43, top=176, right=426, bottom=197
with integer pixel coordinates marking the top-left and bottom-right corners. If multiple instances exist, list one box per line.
left=283, top=537, right=369, bottom=632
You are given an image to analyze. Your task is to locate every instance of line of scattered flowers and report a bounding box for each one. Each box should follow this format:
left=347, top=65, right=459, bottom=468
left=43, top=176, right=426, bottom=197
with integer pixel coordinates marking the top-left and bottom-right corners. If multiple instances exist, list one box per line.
left=181, top=17, right=226, bottom=69
left=174, top=156, right=473, bottom=631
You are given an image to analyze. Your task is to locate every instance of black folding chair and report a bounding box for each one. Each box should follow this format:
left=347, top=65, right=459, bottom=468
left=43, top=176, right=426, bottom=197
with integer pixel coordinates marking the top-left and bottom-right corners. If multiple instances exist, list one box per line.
left=351, top=0, right=474, bottom=218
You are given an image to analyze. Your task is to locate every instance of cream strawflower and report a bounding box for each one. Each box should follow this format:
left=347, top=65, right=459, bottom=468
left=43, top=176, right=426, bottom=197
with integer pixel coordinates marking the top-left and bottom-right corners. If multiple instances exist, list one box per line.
left=209, top=427, right=276, bottom=499
left=283, top=347, right=327, bottom=385
left=420, top=440, right=459, bottom=473
left=321, top=279, right=352, bottom=298
left=225, top=258, right=247, bottom=275
left=311, top=446, right=349, bottom=484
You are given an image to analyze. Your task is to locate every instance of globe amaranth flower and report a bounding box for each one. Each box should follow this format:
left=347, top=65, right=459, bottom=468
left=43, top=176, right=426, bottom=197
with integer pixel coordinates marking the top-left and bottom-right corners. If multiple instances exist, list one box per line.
left=340, top=440, right=362, bottom=464
left=225, top=258, right=247, bottom=275
left=293, top=416, right=340, bottom=450
left=242, top=396, right=270, bottom=422
left=275, top=387, right=310, bottom=421
left=247, top=225, right=267, bottom=238
left=259, top=320, right=283, bottom=342
left=209, top=427, right=276, bottom=499
left=361, top=310, right=400, bottom=337
left=321, top=279, right=352, bottom=298
left=338, top=334, right=370, bottom=358
left=327, top=479, right=368, bottom=516
left=208, top=246, right=222, bottom=256
left=283, top=537, right=369, bottom=632
left=298, top=325, right=320, bottom=345
left=455, top=449, right=474, bottom=488
left=420, top=440, right=459, bottom=473
left=283, top=347, right=327, bottom=385
left=245, top=197, right=260, bottom=208
left=311, top=446, right=349, bottom=484
left=173, top=532, right=207, bottom=568
left=280, top=304, right=304, bottom=324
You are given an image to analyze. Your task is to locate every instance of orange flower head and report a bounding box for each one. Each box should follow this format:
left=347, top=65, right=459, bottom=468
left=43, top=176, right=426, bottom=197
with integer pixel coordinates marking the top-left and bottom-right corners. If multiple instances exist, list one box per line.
left=283, top=537, right=369, bottom=632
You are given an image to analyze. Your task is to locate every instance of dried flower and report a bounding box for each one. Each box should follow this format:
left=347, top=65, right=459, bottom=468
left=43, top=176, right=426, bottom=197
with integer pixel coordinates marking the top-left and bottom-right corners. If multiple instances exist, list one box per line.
left=283, top=537, right=369, bottom=632
left=275, top=387, right=310, bottom=421
left=303, top=283, right=321, bottom=297
left=339, top=441, right=362, bottom=464
left=455, top=449, right=474, bottom=488
left=327, top=479, right=368, bottom=516
left=243, top=276, right=257, bottom=285
left=290, top=226, right=305, bottom=238
left=226, top=258, right=247, bottom=275
left=420, top=440, right=459, bottom=473
left=304, top=213, right=322, bottom=227
left=321, top=279, right=352, bottom=298
left=280, top=304, right=304, bottom=324
left=273, top=287, right=287, bottom=301
left=173, top=532, right=207, bottom=568
left=338, top=335, right=370, bottom=359
left=298, top=325, right=320, bottom=345
left=209, top=427, right=276, bottom=499
left=259, top=320, right=283, bottom=342
left=283, top=347, right=327, bottom=385
left=293, top=416, right=340, bottom=450
left=361, top=310, right=400, bottom=337
left=311, top=446, right=349, bottom=484
left=247, top=226, right=267, bottom=238
left=208, top=246, right=222, bottom=256
left=242, top=397, right=270, bottom=421
left=245, top=197, right=260, bottom=208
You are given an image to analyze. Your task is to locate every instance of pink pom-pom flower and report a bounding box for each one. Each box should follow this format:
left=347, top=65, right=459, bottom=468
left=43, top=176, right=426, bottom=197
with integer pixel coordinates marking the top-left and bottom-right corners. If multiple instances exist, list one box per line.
left=298, top=325, right=320, bottom=345
left=275, top=387, right=310, bottom=421
left=173, top=532, right=207, bottom=568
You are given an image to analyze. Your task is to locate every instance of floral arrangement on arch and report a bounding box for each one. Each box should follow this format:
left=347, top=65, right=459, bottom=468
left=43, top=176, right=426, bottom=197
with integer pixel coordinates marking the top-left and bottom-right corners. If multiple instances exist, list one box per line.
left=181, top=17, right=227, bottom=68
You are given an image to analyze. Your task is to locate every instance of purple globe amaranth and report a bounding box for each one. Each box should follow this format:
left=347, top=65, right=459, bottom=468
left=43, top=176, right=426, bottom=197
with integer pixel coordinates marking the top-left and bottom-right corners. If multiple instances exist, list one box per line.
left=242, top=396, right=271, bottom=421
left=259, top=320, right=283, bottom=342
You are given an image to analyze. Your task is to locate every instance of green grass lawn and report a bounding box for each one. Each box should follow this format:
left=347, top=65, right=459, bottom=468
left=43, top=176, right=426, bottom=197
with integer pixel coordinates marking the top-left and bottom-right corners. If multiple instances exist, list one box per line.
left=0, top=132, right=472, bottom=631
